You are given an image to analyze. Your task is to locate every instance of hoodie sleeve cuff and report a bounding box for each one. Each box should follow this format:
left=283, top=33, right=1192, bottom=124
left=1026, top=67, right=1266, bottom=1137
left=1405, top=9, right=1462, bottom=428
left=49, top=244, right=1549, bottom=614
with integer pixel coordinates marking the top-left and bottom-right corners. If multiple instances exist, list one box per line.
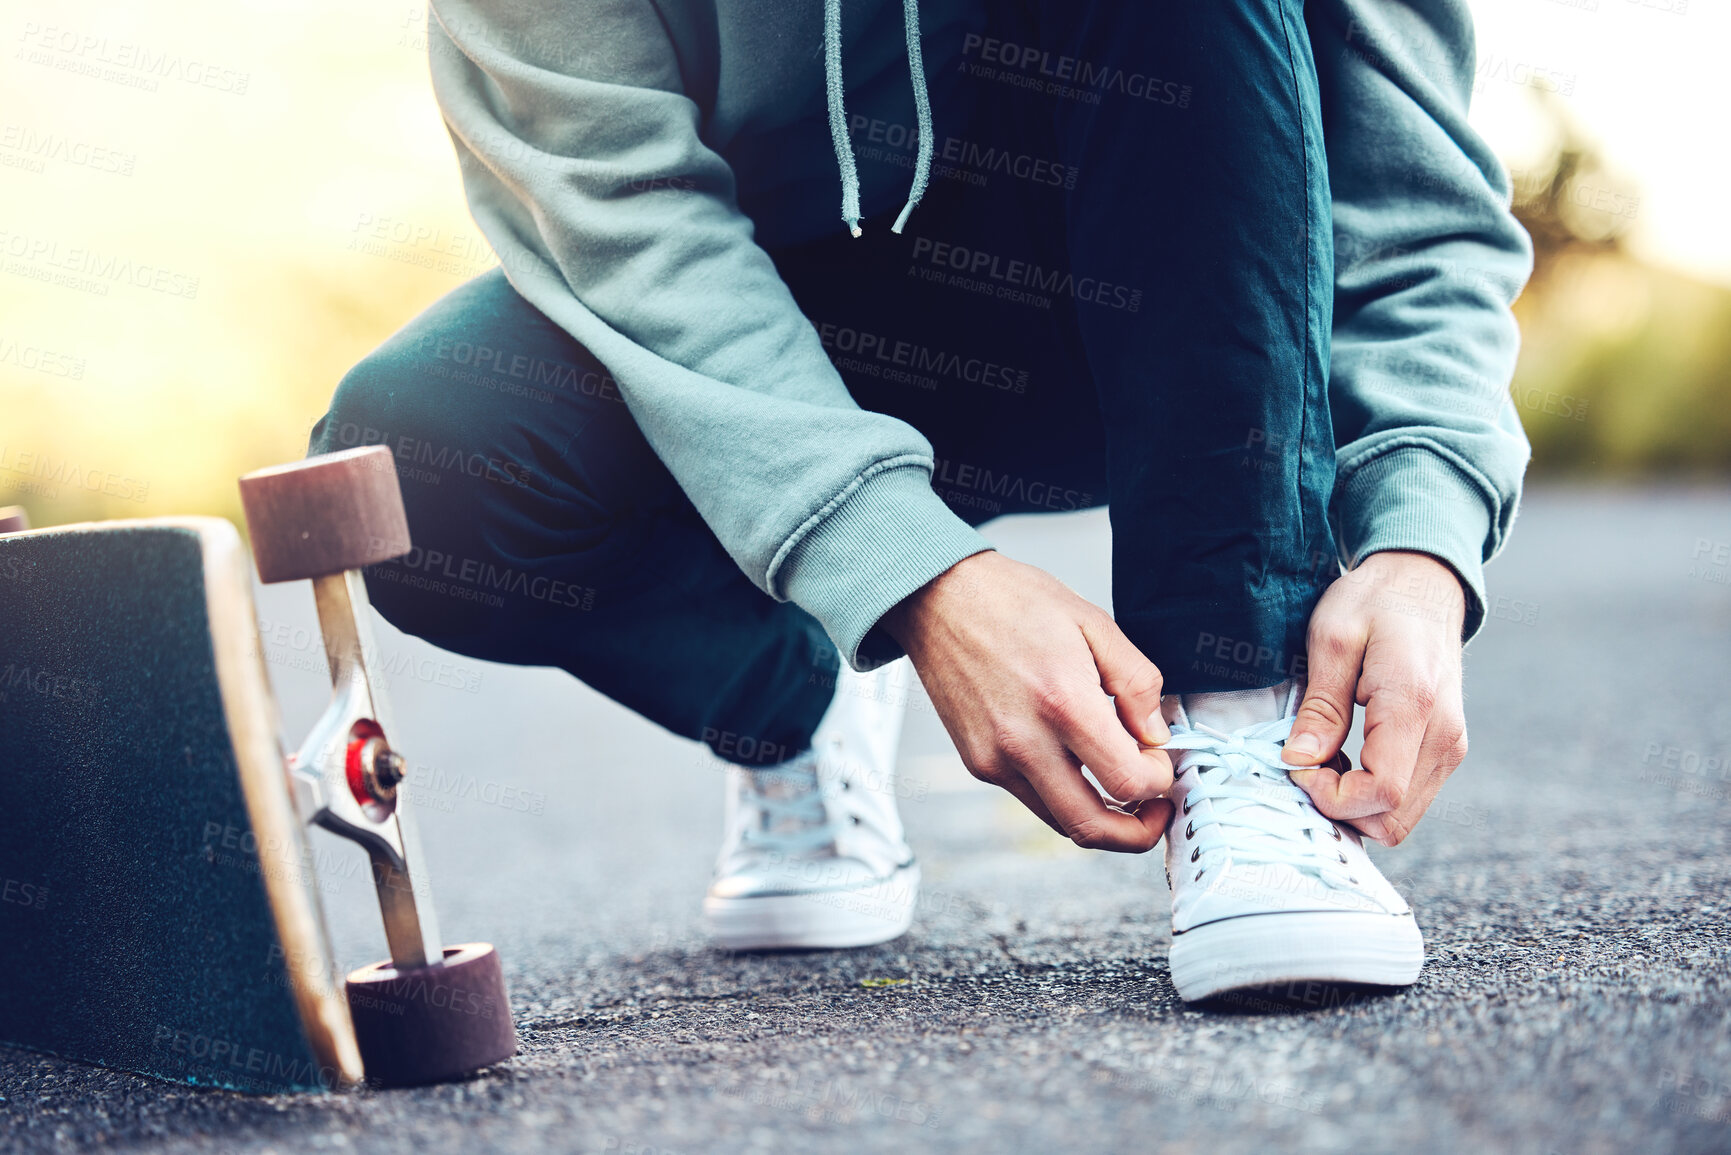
left=1334, top=444, right=1497, bottom=641
left=772, top=463, right=991, bottom=669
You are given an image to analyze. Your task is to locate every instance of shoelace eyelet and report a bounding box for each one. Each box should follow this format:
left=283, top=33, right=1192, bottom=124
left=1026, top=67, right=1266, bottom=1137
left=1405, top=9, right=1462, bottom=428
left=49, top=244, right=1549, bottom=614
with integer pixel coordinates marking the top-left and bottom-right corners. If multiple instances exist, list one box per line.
left=1166, top=718, right=1359, bottom=893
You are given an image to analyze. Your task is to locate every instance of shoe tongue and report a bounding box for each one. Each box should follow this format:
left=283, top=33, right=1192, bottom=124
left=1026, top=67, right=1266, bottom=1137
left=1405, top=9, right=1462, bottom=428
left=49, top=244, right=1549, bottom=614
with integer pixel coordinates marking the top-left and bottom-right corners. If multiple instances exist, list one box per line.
left=1168, top=680, right=1298, bottom=732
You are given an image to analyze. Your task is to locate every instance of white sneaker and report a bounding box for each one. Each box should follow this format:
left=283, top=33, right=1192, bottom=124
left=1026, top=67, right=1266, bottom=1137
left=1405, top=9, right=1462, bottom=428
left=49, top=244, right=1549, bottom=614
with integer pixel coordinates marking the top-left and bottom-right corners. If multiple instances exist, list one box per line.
left=702, top=659, right=919, bottom=950
left=1161, top=680, right=1424, bottom=1001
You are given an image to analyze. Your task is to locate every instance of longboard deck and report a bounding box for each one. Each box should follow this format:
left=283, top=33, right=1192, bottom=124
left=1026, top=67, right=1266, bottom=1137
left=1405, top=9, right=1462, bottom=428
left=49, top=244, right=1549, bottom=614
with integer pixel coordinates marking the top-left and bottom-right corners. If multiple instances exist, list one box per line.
left=0, top=519, right=357, bottom=1092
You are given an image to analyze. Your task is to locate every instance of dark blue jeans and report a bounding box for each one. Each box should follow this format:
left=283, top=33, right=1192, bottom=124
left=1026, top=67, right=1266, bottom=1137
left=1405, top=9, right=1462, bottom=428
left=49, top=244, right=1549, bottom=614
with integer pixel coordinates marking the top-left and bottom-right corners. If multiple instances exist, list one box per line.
left=311, top=0, right=1337, bottom=763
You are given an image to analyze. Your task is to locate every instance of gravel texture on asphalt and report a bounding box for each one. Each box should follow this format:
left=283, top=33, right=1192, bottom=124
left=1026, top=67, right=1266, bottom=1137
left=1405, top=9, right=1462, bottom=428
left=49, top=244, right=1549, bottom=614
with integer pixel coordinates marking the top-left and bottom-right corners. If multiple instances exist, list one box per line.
left=3, top=486, right=1729, bottom=1154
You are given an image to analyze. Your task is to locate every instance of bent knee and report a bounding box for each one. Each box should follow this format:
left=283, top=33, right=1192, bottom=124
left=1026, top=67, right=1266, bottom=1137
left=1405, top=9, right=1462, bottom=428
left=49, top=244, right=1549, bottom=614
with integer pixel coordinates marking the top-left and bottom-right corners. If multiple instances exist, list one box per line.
left=311, top=349, right=423, bottom=460
left=310, top=269, right=585, bottom=463
left=312, top=333, right=545, bottom=493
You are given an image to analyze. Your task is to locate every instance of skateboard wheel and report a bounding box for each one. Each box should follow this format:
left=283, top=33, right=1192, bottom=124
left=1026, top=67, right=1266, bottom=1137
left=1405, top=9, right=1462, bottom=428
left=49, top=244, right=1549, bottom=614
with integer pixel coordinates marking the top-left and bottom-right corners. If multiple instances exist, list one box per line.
left=0, top=506, right=28, bottom=534
left=345, top=943, right=516, bottom=1086
left=238, top=447, right=411, bottom=583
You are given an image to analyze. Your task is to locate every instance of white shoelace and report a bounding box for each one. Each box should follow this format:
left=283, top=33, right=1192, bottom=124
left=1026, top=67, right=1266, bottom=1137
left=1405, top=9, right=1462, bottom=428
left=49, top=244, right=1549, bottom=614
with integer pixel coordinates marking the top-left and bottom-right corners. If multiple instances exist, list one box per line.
left=738, top=755, right=840, bottom=855
left=1165, top=715, right=1358, bottom=890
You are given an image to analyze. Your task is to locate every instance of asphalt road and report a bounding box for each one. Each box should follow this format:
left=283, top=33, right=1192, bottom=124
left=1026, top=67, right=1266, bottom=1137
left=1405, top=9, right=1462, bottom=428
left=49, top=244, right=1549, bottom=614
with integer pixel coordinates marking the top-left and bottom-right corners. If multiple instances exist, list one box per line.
left=4, top=485, right=1731, bottom=1154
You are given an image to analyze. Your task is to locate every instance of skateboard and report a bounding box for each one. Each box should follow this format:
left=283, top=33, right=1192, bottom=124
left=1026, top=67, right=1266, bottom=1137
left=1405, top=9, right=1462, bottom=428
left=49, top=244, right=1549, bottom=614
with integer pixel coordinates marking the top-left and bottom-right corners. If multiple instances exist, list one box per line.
left=0, top=447, right=516, bottom=1091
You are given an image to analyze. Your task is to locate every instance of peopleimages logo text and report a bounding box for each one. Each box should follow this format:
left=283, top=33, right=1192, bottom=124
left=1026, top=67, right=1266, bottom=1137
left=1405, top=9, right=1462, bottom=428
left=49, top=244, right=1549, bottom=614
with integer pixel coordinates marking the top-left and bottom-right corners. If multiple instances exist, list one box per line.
left=961, top=34, right=1193, bottom=107
left=909, top=237, right=1143, bottom=313
left=817, top=322, right=1029, bottom=394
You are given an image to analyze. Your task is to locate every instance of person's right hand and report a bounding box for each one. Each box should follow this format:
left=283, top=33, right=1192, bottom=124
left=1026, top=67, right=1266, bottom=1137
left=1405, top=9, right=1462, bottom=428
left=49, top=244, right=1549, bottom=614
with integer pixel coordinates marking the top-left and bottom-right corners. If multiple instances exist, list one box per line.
left=880, top=550, right=1174, bottom=852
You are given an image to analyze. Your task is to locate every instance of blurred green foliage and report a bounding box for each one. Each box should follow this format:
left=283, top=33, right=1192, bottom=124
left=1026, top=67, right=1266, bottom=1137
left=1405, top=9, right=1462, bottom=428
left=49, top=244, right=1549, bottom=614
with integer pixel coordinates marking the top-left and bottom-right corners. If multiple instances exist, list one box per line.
left=1508, top=96, right=1731, bottom=475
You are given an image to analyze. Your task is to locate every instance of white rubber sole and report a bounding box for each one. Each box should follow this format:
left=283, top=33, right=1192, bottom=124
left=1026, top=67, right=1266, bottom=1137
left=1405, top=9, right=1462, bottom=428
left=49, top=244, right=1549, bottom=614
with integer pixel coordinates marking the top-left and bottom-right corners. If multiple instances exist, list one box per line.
left=703, top=863, right=920, bottom=951
left=1169, top=909, right=1424, bottom=1002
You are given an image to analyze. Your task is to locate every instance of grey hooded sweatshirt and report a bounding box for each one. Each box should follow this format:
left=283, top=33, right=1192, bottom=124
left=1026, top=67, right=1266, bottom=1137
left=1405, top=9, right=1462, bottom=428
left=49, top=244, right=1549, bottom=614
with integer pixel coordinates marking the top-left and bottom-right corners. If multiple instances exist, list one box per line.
left=423, top=0, right=1532, bottom=666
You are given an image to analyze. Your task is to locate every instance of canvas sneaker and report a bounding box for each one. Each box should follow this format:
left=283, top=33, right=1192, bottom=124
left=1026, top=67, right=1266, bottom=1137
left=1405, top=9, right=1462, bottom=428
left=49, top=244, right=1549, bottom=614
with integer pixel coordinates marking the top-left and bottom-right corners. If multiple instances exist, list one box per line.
left=702, top=659, right=919, bottom=950
left=1161, top=680, right=1424, bottom=1001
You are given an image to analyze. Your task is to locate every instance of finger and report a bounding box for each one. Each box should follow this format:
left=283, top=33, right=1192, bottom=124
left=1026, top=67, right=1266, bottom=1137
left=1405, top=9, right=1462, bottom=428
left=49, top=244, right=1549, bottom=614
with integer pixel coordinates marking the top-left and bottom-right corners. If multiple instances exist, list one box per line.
left=1296, top=677, right=1429, bottom=821
left=1129, top=797, right=1176, bottom=848
left=1011, top=740, right=1163, bottom=854
left=1354, top=703, right=1467, bottom=846
left=991, top=771, right=1066, bottom=837
left=1036, top=675, right=1174, bottom=803
left=1080, top=615, right=1170, bottom=745
left=1284, top=611, right=1368, bottom=766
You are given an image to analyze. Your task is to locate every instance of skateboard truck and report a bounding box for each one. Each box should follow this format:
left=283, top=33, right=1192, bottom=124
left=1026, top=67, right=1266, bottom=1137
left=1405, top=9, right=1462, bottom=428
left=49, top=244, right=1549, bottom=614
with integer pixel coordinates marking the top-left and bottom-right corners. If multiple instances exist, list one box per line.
left=286, top=566, right=441, bottom=969
left=239, top=446, right=515, bottom=1086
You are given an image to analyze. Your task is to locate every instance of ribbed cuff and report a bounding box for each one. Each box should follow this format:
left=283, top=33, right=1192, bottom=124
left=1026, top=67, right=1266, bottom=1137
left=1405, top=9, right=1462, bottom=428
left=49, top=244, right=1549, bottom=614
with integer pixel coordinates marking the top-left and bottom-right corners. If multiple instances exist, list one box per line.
left=773, top=464, right=991, bottom=668
left=1334, top=444, right=1496, bottom=641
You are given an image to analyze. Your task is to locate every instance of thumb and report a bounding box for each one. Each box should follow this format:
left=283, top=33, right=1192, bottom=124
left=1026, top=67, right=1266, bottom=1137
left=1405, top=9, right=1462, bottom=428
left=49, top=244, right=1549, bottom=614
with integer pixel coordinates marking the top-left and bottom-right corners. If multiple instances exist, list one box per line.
left=1283, top=618, right=1365, bottom=765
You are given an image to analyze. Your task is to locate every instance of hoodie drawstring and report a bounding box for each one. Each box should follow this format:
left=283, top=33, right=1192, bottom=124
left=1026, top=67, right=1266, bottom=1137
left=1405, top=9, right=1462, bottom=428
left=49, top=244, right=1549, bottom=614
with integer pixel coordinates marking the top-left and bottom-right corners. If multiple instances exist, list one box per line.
left=824, top=0, right=932, bottom=238
left=892, top=0, right=934, bottom=234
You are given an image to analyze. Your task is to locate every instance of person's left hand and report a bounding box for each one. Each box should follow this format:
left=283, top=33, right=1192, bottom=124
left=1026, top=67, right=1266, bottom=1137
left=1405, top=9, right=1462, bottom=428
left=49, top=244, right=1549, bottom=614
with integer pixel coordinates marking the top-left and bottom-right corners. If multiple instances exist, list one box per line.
left=1280, top=550, right=1470, bottom=846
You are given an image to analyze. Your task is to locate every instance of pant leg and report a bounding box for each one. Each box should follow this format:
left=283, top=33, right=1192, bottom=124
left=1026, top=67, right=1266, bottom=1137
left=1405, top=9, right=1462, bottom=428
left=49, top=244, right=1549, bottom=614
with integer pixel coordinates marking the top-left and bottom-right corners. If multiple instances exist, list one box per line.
left=311, top=269, right=837, bottom=764
left=1021, top=0, right=1340, bottom=692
